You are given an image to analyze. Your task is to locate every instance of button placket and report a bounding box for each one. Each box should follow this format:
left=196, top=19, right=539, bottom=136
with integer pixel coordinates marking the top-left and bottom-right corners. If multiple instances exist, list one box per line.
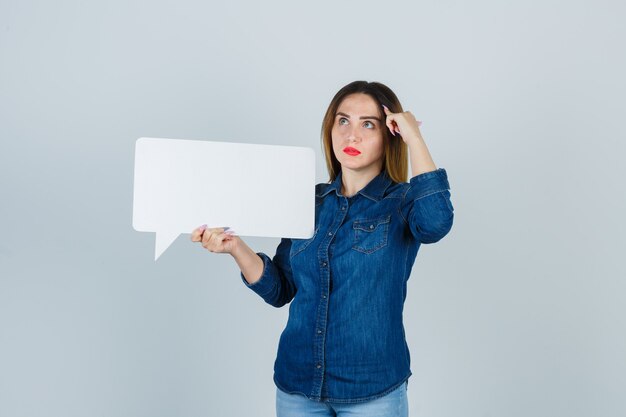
left=312, top=198, right=349, bottom=397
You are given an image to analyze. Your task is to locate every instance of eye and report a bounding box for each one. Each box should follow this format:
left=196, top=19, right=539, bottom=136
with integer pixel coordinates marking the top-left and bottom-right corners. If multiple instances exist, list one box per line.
left=363, top=121, right=375, bottom=129
left=338, top=117, right=348, bottom=125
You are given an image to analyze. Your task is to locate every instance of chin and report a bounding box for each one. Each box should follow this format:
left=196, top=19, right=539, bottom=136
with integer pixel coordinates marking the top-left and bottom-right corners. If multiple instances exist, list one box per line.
left=341, top=163, right=368, bottom=172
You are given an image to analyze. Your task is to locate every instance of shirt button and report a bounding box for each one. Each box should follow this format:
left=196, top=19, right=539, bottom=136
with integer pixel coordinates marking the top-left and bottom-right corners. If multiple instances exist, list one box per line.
left=341, top=206, right=345, bottom=210
left=369, top=224, right=374, bottom=229
left=322, top=295, right=327, bottom=299
left=316, top=364, right=321, bottom=369
left=328, top=232, right=332, bottom=236
left=322, top=262, right=327, bottom=266
left=317, top=329, right=322, bottom=334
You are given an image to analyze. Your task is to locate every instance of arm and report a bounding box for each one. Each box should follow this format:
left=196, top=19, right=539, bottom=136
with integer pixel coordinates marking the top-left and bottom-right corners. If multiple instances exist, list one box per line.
left=400, top=168, right=454, bottom=243
left=232, top=240, right=264, bottom=285
left=381, top=105, right=454, bottom=243
left=190, top=226, right=296, bottom=307
left=233, top=238, right=296, bottom=308
left=403, top=124, right=454, bottom=243
left=382, top=104, right=437, bottom=176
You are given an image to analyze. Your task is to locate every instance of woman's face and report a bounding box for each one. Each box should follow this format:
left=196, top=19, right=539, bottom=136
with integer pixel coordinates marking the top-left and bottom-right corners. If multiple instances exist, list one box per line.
left=331, top=93, right=385, bottom=175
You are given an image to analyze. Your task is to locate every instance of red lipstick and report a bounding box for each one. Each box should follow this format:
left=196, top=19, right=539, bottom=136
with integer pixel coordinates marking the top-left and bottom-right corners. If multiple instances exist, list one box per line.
left=343, top=147, right=361, bottom=156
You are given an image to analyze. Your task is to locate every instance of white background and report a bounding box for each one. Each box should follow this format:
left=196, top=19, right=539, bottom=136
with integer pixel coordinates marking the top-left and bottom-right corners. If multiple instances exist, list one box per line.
left=1, top=1, right=625, bottom=416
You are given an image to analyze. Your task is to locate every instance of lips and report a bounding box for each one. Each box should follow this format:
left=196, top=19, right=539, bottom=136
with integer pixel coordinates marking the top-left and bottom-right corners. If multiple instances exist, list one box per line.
left=343, top=147, right=361, bottom=156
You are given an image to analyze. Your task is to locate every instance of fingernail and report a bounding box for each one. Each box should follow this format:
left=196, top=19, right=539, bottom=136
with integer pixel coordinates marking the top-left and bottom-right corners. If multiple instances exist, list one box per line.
left=223, top=226, right=230, bottom=231
left=200, top=224, right=207, bottom=229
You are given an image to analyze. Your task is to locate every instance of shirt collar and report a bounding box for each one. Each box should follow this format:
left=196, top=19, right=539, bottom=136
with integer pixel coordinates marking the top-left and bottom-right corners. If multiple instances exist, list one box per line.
left=317, top=169, right=394, bottom=202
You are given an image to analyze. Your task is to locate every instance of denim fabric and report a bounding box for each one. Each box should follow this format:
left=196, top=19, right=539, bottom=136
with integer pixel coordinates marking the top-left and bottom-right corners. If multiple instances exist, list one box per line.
left=240, top=168, right=454, bottom=403
left=276, top=381, right=408, bottom=417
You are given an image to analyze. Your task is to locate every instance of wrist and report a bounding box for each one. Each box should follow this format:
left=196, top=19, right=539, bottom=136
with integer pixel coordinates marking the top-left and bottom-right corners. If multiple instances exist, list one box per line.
left=404, top=135, right=424, bottom=149
left=230, top=239, right=247, bottom=259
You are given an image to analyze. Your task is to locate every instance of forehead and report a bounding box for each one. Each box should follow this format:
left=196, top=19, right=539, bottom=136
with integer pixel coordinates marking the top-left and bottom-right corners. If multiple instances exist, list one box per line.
left=336, top=93, right=380, bottom=115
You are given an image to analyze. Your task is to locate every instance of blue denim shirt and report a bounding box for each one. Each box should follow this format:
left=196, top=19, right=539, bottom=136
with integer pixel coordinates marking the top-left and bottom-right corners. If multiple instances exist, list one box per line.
left=240, top=167, right=454, bottom=403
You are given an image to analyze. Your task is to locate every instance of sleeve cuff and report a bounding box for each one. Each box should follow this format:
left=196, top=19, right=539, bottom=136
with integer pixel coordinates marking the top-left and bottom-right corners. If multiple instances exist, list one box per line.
left=405, top=168, right=450, bottom=201
left=240, top=252, right=277, bottom=296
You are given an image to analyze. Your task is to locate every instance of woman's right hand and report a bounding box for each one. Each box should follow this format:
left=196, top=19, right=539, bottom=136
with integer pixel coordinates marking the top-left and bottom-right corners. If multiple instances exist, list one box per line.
left=192, top=225, right=263, bottom=285
left=190, top=225, right=240, bottom=255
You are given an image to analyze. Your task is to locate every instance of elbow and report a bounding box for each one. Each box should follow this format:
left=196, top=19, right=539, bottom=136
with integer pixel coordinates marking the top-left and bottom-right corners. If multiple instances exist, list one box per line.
left=409, top=189, right=455, bottom=244
left=266, top=296, right=294, bottom=309
left=268, top=298, right=290, bottom=308
left=262, top=285, right=295, bottom=308
left=418, top=214, right=454, bottom=244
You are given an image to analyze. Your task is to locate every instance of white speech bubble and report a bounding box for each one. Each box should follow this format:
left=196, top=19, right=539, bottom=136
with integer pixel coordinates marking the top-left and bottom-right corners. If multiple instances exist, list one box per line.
left=132, top=137, right=315, bottom=260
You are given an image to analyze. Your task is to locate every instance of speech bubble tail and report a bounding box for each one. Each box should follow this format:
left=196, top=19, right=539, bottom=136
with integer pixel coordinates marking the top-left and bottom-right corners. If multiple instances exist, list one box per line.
left=154, top=231, right=180, bottom=261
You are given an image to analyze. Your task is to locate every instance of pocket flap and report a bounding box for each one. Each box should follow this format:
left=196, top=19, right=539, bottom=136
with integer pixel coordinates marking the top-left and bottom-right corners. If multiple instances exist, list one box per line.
left=352, top=215, right=391, bottom=232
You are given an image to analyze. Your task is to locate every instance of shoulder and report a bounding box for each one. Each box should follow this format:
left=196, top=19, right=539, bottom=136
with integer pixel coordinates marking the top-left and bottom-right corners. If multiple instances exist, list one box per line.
left=315, top=182, right=332, bottom=197
left=383, top=181, right=410, bottom=199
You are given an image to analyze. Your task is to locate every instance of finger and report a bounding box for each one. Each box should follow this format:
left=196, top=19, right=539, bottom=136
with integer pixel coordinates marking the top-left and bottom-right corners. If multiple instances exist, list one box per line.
left=191, top=224, right=207, bottom=242
left=202, top=227, right=223, bottom=245
left=215, top=231, right=230, bottom=245
left=206, top=228, right=232, bottom=248
left=386, top=119, right=396, bottom=136
left=210, top=231, right=233, bottom=250
left=202, top=230, right=220, bottom=250
left=390, top=120, right=400, bottom=136
left=383, top=106, right=398, bottom=135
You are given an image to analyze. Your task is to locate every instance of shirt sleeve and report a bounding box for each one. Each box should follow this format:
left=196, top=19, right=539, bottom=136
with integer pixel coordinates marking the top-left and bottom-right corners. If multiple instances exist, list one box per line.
left=400, top=168, right=455, bottom=244
left=239, top=237, right=296, bottom=308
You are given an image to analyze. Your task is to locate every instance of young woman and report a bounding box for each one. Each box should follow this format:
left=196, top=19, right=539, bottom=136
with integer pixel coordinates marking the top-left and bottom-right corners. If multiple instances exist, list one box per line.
left=191, top=80, right=454, bottom=417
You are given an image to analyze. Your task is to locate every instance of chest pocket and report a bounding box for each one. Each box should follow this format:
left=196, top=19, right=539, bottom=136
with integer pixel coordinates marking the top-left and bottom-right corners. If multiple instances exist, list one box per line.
left=290, top=226, right=319, bottom=259
left=352, top=214, right=391, bottom=254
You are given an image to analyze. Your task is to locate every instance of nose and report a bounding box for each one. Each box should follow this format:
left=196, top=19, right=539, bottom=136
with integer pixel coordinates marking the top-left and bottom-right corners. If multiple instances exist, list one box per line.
left=347, top=125, right=361, bottom=142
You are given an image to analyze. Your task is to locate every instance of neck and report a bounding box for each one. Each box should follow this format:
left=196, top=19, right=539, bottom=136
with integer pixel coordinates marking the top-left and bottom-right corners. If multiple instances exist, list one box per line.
left=340, top=165, right=382, bottom=197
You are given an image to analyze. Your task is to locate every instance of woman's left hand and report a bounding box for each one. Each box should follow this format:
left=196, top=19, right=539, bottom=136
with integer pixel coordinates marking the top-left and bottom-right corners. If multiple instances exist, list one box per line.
left=382, top=104, right=423, bottom=145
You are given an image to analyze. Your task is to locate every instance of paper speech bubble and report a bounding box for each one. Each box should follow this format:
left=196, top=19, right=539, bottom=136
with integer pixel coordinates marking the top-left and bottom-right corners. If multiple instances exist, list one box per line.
left=132, top=137, right=315, bottom=260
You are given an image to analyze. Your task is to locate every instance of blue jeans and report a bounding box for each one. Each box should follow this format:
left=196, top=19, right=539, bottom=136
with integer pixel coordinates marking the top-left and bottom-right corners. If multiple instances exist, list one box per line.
left=276, top=381, right=409, bottom=417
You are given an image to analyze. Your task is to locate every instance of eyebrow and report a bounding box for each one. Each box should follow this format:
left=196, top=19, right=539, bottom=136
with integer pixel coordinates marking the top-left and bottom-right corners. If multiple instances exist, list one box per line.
left=335, top=111, right=381, bottom=122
